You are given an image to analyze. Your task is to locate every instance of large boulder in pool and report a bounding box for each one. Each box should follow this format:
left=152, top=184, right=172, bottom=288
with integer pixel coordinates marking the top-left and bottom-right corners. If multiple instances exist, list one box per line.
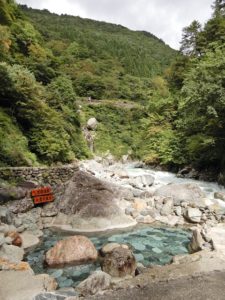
left=99, top=245, right=136, bottom=277
left=45, top=236, right=98, bottom=268
left=57, top=171, right=119, bottom=217
left=154, top=183, right=205, bottom=206
left=53, top=171, right=136, bottom=231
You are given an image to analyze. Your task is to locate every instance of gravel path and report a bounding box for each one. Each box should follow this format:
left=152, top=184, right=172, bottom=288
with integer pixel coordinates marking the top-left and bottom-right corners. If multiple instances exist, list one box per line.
left=85, top=271, right=225, bottom=300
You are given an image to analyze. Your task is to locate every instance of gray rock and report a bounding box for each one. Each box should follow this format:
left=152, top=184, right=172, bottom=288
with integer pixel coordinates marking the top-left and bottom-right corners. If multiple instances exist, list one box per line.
left=17, top=225, right=26, bottom=233
left=174, top=206, right=182, bottom=216
left=100, top=246, right=136, bottom=277
left=87, top=118, right=98, bottom=130
left=129, top=175, right=154, bottom=189
left=14, top=218, right=23, bottom=228
left=0, top=207, right=13, bottom=224
left=21, top=231, right=40, bottom=252
left=4, top=236, right=13, bottom=244
left=154, top=183, right=205, bottom=206
left=0, top=236, right=5, bottom=246
left=214, top=192, right=225, bottom=201
left=184, top=207, right=202, bottom=223
left=76, top=271, right=111, bottom=296
left=188, top=229, right=205, bottom=253
left=125, top=207, right=134, bottom=216
left=0, top=223, right=10, bottom=234
left=131, top=210, right=139, bottom=218
left=160, top=198, right=174, bottom=216
left=57, top=171, right=122, bottom=218
left=0, top=187, right=27, bottom=204
left=140, top=209, right=152, bottom=216
left=0, top=244, right=24, bottom=263
left=9, top=197, right=34, bottom=214
left=136, top=215, right=145, bottom=223
left=0, top=271, right=57, bottom=300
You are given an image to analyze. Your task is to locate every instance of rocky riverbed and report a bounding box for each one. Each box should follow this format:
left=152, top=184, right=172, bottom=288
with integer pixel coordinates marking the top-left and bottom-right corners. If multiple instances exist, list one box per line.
left=1, top=157, right=225, bottom=299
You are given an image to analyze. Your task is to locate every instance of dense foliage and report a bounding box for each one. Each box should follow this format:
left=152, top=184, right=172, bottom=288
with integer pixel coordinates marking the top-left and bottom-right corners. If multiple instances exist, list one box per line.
left=0, top=0, right=224, bottom=183
left=143, top=0, right=225, bottom=177
left=0, top=0, right=176, bottom=166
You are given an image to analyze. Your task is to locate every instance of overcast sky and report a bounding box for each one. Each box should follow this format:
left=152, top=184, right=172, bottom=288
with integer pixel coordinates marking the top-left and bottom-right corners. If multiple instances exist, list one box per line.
left=16, top=0, right=213, bottom=49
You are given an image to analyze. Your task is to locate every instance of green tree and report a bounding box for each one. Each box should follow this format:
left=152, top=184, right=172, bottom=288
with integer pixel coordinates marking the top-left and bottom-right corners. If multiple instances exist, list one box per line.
left=178, top=44, right=225, bottom=167
left=212, top=0, right=225, bottom=16
left=180, top=20, right=202, bottom=56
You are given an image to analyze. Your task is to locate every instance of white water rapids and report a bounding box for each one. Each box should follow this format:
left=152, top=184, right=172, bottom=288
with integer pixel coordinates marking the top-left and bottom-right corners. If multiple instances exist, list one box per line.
left=125, top=164, right=225, bottom=209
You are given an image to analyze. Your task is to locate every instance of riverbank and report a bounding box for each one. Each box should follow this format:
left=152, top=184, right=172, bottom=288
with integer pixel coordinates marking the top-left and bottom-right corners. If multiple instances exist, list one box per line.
left=1, top=157, right=225, bottom=299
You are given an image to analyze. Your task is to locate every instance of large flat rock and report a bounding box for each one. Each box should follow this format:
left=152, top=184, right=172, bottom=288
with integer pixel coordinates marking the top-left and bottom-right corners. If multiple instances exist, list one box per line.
left=51, top=171, right=136, bottom=232
left=208, top=224, right=225, bottom=252
left=0, top=271, right=57, bottom=300
left=154, top=183, right=205, bottom=205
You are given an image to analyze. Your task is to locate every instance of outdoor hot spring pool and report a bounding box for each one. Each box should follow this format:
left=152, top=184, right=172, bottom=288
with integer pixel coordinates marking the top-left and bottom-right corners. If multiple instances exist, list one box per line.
left=26, top=226, right=191, bottom=289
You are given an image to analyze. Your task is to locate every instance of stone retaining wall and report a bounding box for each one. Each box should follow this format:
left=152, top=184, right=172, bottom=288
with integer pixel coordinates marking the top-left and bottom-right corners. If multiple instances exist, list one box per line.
left=0, top=164, right=79, bottom=186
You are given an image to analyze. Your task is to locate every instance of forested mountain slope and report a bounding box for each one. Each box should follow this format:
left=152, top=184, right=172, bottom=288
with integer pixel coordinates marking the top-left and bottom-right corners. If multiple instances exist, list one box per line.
left=0, top=0, right=177, bottom=167
left=21, top=5, right=176, bottom=78
left=0, top=0, right=225, bottom=185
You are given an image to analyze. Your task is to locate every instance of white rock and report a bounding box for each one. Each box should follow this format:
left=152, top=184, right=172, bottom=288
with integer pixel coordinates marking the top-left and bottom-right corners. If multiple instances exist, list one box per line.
left=21, top=231, right=40, bottom=252
left=76, top=271, right=111, bottom=296
left=184, top=207, right=202, bottom=223
left=87, top=118, right=98, bottom=130
left=0, top=244, right=24, bottom=263
left=189, top=229, right=205, bottom=253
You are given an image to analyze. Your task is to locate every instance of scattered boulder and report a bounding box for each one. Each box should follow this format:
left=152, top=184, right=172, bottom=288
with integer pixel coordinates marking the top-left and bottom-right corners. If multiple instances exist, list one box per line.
left=103, top=153, right=115, bottom=166
left=174, top=206, right=182, bottom=216
left=188, top=229, right=205, bottom=253
left=0, top=244, right=24, bottom=263
left=207, top=224, right=225, bottom=252
left=5, top=231, right=22, bottom=247
left=21, top=231, right=40, bottom=252
left=45, top=236, right=98, bottom=268
left=9, top=197, right=34, bottom=214
left=154, top=183, right=205, bottom=206
left=129, top=175, right=154, bottom=189
left=76, top=271, right=111, bottom=296
left=160, top=198, right=174, bottom=216
left=214, top=192, right=225, bottom=202
left=184, top=207, right=202, bottom=223
left=0, top=187, right=27, bottom=204
left=87, top=118, right=98, bottom=130
left=177, top=167, right=199, bottom=179
left=0, top=207, right=13, bottom=224
left=132, top=199, right=147, bottom=212
left=114, top=169, right=129, bottom=179
left=100, top=245, right=136, bottom=277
